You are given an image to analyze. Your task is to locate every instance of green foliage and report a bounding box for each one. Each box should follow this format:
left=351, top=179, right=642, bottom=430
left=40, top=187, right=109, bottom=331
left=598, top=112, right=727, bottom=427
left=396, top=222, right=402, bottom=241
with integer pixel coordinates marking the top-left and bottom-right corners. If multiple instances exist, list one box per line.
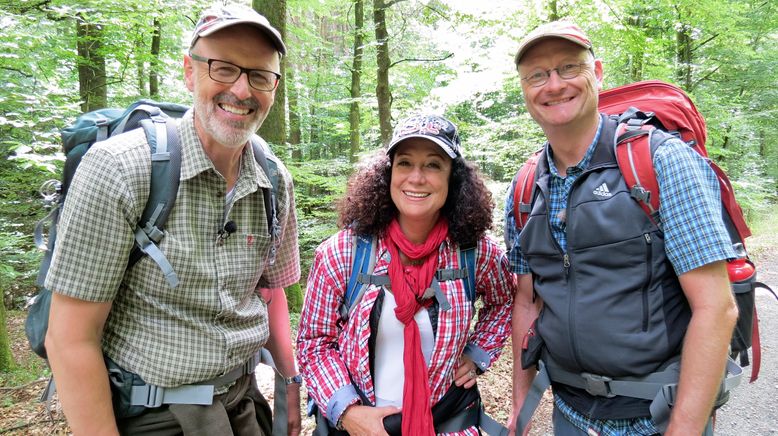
left=288, top=158, right=348, bottom=281
left=0, top=311, right=49, bottom=384
left=284, top=282, right=303, bottom=313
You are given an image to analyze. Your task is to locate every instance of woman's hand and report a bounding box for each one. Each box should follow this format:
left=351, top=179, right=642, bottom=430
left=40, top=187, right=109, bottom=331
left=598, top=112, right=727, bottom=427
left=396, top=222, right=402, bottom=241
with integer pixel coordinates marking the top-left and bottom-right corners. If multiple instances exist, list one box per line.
left=340, top=404, right=401, bottom=436
left=453, top=355, right=479, bottom=389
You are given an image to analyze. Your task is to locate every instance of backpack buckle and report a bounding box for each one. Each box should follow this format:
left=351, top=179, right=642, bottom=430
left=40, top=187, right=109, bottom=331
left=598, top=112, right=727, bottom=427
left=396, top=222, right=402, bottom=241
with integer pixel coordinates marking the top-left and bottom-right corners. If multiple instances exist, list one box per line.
left=581, top=372, right=615, bottom=397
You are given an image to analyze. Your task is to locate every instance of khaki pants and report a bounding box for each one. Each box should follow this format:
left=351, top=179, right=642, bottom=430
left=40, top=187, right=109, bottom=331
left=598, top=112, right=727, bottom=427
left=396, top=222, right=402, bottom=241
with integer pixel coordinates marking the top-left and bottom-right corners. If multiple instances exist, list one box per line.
left=117, top=374, right=272, bottom=436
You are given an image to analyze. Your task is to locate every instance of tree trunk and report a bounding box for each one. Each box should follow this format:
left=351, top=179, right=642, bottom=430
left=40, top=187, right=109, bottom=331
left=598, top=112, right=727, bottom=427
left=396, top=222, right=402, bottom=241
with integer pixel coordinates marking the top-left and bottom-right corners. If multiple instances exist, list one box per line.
left=373, top=0, right=393, bottom=145
left=76, top=15, right=107, bottom=112
left=626, top=14, right=645, bottom=81
left=253, top=0, right=300, bottom=309
left=254, top=0, right=288, bottom=148
left=0, top=301, right=13, bottom=372
left=309, top=45, right=324, bottom=150
left=675, top=10, right=693, bottom=90
left=149, top=18, right=162, bottom=98
left=349, top=0, right=365, bottom=163
left=137, top=58, right=146, bottom=97
left=287, top=65, right=303, bottom=161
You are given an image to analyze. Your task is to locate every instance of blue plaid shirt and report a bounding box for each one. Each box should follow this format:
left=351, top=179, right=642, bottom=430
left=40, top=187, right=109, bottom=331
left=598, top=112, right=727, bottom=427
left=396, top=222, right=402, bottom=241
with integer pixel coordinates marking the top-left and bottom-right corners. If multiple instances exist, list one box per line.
left=504, top=118, right=735, bottom=275
left=504, top=118, right=736, bottom=433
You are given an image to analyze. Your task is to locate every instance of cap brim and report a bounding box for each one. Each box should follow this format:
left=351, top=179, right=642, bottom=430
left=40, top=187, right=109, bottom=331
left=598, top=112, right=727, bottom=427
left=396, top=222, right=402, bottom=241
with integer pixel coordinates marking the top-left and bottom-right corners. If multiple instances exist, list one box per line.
left=386, top=135, right=458, bottom=159
left=194, top=20, right=287, bottom=55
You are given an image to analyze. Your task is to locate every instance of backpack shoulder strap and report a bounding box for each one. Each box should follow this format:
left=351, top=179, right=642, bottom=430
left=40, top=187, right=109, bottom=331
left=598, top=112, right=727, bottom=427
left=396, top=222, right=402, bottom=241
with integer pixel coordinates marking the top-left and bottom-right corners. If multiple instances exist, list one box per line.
left=341, top=233, right=384, bottom=320
left=513, top=150, right=542, bottom=231
left=614, top=115, right=675, bottom=228
left=458, top=244, right=476, bottom=303
left=250, top=137, right=280, bottom=247
left=128, top=115, right=181, bottom=288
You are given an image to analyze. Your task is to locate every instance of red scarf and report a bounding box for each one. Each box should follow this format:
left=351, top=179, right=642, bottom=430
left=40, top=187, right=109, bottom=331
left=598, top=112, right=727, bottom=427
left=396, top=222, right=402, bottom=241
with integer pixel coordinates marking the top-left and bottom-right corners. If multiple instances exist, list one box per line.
left=386, top=218, right=448, bottom=436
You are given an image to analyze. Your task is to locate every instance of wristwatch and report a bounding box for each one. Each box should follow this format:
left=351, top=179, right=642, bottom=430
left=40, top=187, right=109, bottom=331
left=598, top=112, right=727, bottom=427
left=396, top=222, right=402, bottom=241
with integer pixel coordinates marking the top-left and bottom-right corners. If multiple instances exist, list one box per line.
left=284, top=374, right=303, bottom=385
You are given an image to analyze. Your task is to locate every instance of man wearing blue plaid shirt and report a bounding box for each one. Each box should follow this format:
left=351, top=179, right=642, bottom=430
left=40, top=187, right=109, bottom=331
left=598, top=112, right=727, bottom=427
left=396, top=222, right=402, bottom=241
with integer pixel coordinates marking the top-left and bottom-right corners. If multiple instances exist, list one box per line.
left=506, top=20, right=738, bottom=436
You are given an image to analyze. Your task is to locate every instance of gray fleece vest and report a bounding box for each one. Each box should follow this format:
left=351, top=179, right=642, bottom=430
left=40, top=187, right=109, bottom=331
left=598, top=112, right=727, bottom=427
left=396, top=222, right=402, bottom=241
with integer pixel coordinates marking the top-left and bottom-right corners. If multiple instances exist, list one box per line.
left=520, top=115, right=690, bottom=418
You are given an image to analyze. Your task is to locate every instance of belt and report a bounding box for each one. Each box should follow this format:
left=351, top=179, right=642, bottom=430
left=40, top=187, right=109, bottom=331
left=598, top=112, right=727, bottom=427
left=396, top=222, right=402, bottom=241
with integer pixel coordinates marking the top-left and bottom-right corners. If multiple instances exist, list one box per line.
left=129, top=352, right=261, bottom=407
left=516, top=355, right=742, bottom=435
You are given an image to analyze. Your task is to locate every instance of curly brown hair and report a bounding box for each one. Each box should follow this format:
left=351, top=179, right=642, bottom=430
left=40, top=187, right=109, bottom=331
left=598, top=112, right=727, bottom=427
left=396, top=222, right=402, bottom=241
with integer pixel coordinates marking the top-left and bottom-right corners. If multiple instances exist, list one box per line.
left=336, top=150, right=494, bottom=247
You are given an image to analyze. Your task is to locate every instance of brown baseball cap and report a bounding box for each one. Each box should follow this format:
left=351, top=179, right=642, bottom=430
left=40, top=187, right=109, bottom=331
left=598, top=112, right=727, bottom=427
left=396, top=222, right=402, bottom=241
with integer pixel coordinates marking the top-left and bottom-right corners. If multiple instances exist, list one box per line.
left=190, top=4, right=287, bottom=56
left=514, top=20, right=592, bottom=66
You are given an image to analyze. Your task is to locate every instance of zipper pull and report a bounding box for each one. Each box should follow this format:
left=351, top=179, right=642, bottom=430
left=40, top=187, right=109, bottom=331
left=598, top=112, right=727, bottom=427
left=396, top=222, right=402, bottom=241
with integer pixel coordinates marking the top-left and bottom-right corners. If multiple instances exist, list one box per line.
left=644, top=233, right=652, bottom=244
left=563, top=253, right=570, bottom=276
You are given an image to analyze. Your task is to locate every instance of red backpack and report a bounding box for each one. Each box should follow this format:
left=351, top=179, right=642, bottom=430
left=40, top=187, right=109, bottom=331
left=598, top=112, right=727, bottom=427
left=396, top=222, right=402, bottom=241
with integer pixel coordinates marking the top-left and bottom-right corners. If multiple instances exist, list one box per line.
left=512, top=80, right=776, bottom=382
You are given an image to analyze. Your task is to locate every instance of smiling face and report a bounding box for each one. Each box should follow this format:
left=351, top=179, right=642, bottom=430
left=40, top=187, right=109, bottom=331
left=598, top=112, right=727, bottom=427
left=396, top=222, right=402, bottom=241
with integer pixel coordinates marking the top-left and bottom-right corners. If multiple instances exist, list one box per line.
left=185, top=24, right=280, bottom=150
left=390, top=138, right=453, bottom=231
left=518, top=38, right=602, bottom=135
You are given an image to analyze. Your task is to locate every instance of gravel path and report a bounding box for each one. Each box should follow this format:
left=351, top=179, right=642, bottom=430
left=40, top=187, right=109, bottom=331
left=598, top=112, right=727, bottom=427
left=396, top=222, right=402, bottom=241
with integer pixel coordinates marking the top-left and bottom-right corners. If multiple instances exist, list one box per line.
left=716, top=248, right=778, bottom=436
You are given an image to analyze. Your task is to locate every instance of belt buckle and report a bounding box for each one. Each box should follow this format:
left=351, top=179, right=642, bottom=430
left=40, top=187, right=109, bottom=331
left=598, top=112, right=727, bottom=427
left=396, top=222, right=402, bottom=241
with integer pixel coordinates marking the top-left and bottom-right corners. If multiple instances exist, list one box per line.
left=581, top=372, right=615, bottom=398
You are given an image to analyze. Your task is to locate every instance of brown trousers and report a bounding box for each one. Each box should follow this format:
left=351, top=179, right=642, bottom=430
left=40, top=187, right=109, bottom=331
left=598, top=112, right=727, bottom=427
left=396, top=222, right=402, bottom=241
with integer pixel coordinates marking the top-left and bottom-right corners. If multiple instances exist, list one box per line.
left=117, top=374, right=272, bottom=436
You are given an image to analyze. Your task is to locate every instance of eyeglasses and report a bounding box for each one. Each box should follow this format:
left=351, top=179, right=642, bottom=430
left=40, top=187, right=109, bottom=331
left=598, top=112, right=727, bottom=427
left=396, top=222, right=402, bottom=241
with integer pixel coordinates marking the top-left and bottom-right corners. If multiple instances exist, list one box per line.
left=521, top=62, right=589, bottom=87
left=189, top=52, right=280, bottom=92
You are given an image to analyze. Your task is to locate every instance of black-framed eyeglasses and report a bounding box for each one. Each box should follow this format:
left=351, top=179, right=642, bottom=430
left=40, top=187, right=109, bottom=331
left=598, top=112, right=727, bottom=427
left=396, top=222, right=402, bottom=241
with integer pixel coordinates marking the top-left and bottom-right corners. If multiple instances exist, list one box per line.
left=189, top=52, right=280, bottom=92
left=521, top=62, right=589, bottom=87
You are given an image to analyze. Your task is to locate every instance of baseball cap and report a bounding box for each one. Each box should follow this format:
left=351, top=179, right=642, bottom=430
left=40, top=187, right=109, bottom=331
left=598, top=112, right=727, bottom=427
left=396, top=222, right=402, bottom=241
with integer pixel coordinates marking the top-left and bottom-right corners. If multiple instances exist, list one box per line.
left=514, top=20, right=592, bottom=65
left=190, top=4, right=287, bottom=56
left=386, top=114, right=461, bottom=159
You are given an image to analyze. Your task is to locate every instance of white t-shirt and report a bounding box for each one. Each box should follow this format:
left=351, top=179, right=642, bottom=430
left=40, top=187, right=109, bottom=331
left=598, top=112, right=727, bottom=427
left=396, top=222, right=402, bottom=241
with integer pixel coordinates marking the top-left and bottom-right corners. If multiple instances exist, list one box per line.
left=373, top=290, right=434, bottom=407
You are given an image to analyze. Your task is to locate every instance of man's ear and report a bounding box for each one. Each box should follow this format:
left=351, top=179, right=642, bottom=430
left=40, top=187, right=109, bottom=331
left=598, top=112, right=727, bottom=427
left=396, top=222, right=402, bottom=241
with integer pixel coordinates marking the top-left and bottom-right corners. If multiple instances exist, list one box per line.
left=184, top=55, right=195, bottom=92
left=594, top=58, right=604, bottom=91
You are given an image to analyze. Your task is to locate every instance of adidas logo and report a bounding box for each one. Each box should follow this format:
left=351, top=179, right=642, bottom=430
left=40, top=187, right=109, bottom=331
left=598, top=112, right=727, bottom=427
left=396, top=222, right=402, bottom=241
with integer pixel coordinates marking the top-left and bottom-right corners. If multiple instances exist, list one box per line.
left=593, top=183, right=612, bottom=198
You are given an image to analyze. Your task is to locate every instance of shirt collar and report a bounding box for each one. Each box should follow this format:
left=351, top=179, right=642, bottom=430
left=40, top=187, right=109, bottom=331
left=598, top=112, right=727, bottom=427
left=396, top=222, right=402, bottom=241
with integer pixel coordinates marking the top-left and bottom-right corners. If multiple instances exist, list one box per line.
left=546, top=116, right=603, bottom=178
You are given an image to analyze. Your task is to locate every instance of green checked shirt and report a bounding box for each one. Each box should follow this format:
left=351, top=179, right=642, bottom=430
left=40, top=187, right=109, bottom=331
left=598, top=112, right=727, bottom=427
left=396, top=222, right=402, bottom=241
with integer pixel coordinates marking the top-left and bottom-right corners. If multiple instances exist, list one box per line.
left=45, top=110, right=300, bottom=388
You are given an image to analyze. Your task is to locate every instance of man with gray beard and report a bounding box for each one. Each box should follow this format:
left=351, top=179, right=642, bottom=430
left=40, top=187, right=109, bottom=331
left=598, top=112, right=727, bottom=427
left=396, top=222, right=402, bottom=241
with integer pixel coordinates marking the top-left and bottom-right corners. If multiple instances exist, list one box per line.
left=44, top=5, right=301, bottom=435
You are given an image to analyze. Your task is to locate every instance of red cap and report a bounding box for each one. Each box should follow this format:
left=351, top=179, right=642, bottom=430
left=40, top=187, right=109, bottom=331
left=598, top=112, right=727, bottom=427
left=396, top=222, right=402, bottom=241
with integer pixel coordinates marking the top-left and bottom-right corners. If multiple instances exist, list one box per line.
left=514, top=20, right=593, bottom=66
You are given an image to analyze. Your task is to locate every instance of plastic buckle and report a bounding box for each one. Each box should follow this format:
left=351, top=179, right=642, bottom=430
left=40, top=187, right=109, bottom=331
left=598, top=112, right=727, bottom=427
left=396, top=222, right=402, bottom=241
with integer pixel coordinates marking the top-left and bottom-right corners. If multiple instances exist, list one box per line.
left=142, top=385, right=166, bottom=408
left=630, top=185, right=651, bottom=203
left=581, top=373, right=615, bottom=398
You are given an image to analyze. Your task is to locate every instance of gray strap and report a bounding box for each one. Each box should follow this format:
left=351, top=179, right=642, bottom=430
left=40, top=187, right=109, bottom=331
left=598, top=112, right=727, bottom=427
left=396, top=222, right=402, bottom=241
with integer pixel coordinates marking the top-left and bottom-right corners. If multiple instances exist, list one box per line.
left=272, top=370, right=288, bottom=436
left=129, top=352, right=260, bottom=407
left=545, top=357, right=682, bottom=400
left=436, top=268, right=468, bottom=281
left=479, top=406, right=510, bottom=436
left=356, top=273, right=390, bottom=287
left=39, top=377, right=57, bottom=419
left=430, top=277, right=451, bottom=311
left=516, top=360, right=551, bottom=435
left=33, top=205, right=59, bottom=250
left=133, top=226, right=179, bottom=288
left=130, top=383, right=215, bottom=407
left=649, top=358, right=742, bottom=432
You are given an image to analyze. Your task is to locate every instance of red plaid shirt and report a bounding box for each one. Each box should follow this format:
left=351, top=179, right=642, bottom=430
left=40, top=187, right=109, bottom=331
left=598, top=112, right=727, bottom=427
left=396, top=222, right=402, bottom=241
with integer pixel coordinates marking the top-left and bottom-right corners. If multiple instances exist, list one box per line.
left=297, top=229, right=514, bottom=434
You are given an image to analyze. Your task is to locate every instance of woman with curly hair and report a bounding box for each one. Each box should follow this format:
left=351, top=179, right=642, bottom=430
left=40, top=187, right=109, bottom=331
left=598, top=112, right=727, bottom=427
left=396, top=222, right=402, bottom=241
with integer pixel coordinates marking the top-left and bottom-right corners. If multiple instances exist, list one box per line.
left=297, top=114, right=514, bottom=435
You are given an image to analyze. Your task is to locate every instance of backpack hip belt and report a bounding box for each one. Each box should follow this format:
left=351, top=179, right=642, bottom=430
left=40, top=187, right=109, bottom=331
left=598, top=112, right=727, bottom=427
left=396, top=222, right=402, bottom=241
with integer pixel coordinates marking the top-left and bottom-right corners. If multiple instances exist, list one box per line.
left=120, top=351, right=262, bottom=408
left=516, top=354, right=743, bottom=434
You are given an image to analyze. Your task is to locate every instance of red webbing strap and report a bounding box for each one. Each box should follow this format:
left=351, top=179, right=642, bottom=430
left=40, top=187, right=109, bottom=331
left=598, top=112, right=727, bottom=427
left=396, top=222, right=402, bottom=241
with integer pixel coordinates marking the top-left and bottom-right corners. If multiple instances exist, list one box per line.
left=513, top=151, right=542, bottom=230
left=750, top=306, right=761, bottom=383
left=709, top=161, right=752, bottom=241
left=614, top=124, right=661, bottom=223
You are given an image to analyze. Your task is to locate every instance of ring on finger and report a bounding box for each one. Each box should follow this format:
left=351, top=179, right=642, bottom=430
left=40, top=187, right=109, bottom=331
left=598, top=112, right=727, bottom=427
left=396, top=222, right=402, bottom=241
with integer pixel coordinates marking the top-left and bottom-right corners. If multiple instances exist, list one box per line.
left=468, top=369, right=476, bottom=378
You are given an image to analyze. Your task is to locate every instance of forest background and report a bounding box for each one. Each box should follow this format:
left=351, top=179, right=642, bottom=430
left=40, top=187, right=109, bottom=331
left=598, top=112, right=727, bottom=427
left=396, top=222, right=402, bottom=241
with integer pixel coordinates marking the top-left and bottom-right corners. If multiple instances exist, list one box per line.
left=0, top=0, right=776, bottom=372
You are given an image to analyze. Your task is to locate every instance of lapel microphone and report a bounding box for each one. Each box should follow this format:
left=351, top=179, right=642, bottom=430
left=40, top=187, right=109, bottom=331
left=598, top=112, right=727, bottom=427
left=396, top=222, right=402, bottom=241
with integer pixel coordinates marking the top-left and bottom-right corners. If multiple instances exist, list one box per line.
left=217, top=220, right=237, bottom=243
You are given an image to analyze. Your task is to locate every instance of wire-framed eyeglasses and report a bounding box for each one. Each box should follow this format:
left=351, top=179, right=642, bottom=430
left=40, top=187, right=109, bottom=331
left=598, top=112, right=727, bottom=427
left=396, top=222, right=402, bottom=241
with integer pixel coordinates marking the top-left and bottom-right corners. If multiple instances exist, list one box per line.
left=521, top=62, right=589, bottom=87
left=189, top=52, right=280, bottom=92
